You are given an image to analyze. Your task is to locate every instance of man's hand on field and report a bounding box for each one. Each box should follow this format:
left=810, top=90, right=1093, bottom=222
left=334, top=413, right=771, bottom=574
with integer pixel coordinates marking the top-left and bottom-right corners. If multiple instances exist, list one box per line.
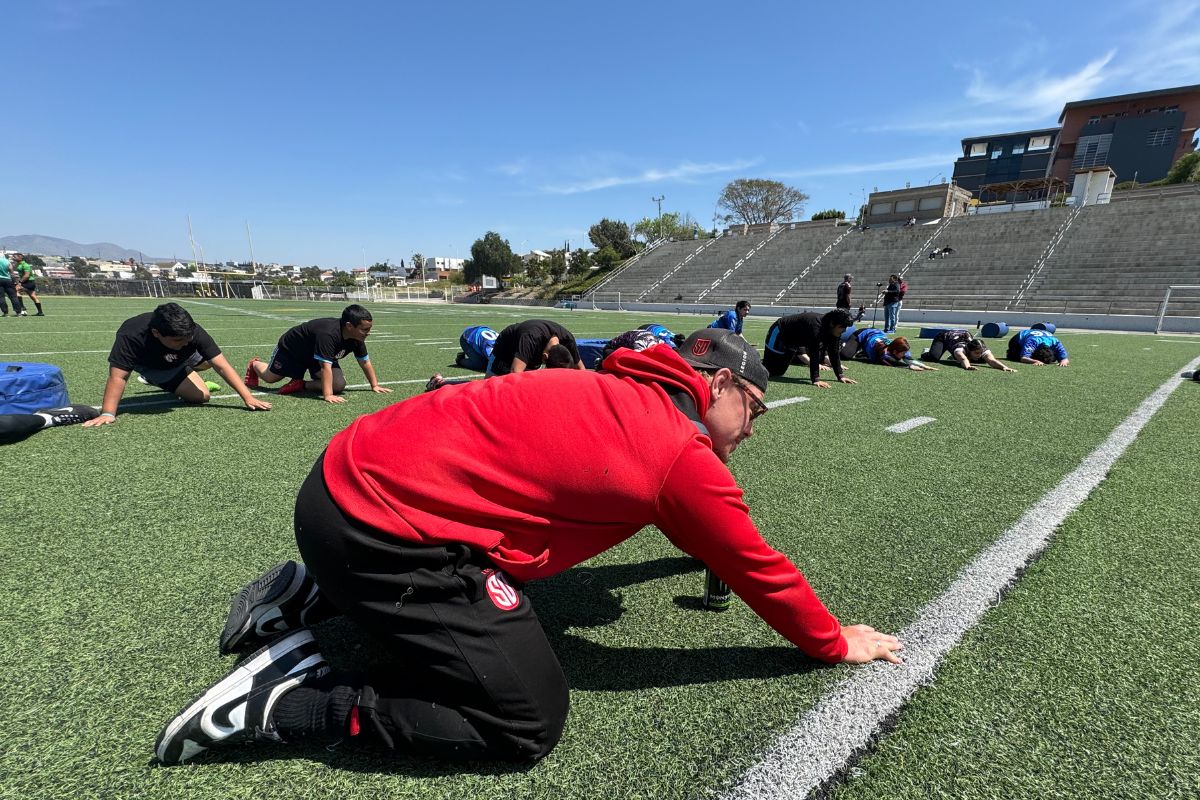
left=82, top=414, right=116, bottom=428
left=838, top=376, right=858, bottom=385
left=324, top=394, right=347, bottom=404
left=840, top=624, right=903, bottom=665
left=370, top=385, right=393, bottom=394
left=244, top=397, right=273, bottom=411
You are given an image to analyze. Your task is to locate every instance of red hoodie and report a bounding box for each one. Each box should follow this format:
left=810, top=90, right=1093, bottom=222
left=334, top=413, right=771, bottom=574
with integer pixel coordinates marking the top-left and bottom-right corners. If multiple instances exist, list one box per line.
left=323, top=345, right=847, bottom=663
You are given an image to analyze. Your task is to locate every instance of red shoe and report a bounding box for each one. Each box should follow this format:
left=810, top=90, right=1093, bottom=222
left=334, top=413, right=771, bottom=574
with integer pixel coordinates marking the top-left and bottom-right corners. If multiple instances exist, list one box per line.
left=244, top=358, right=261, bottom=388
left=277, top=378, right=306, bottom=395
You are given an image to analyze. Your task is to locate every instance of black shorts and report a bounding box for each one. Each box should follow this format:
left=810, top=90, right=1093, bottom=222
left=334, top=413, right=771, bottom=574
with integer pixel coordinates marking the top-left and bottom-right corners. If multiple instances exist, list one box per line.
left=761, top=347, right=795, bottom=378
left=269, top=347, right=341, bottom=381
left=137, top=351, right=205, bottom=393
left=20, top=280, right=35, bottom=293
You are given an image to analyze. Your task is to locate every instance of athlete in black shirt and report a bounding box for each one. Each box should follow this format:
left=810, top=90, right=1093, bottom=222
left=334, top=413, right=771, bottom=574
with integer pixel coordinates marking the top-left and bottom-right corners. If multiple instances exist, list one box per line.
left=84, top=302, right=270, bottom=426
left=488, top=319, right=585, bottom=375
left=244, top=305, right=392, bottom=404
left=761, top=309, right=858, bottom=387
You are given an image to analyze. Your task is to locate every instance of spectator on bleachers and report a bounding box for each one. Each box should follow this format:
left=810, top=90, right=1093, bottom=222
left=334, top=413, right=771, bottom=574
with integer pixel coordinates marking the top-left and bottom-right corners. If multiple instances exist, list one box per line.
left=843, top=328, right=938, bottom=371
left=928, top=248, right=941, bottom=259
left=940, top=246, right=955, bottom=257
left=708, top=300, right=751, bottom=335
left=761, top=309, right=858, bottom=388
left=1006, top=329, right=1070, bottom=367
left=921, top=330, right=1015, bottom=372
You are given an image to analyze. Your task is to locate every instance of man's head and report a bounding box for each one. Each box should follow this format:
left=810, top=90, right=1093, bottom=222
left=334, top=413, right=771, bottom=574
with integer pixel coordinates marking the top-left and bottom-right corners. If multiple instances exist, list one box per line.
left=679, top=328, right=769, bottom=462
left=889, top=274, right=900, bottom=284
left=843, top=274, right=853, bottom=284
left=10, top=253, right=23, bottom=264
left=965, top=339, right=987, bottom=359
left=735, top=300, right=751, bottom=318
left=1031, top=343, right=1058, bottom=363
left=821, top=308, right=855, bottom=339
left=544, top=343, right=575, bottom=369
left=149, top=302, right=196, bottom=350
left=340, top=304, right=374, bottom=341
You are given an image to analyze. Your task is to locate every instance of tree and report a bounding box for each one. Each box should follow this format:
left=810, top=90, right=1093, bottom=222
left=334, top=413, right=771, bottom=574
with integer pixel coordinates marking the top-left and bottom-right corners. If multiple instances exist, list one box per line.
left=330, top=271, right=358, bottom=288
left=134, top=266, right=153, bottom=280
left=524, top=258, right=547, bottom=284
left=568, top=248, right=593, bottom=275
left=69, top=256, right=96, bottom=278
left=1165, top=152, right=1200, bottom=184
left=25, top=254, right=46, bottom=268
left=466, top=232, right=517, bottom=282
left=410, top=253, right=425, bottom=280
left=811, top=209, right=846, bottom=221
left=716, top=178, right=809, bottom=225
left=588, top=218, right=636, bottom=258
left=176, top=266, right=194, bottom=277
left=368, top=261, right=391, bottom=273
left=594, top=245, right=622, bottom=270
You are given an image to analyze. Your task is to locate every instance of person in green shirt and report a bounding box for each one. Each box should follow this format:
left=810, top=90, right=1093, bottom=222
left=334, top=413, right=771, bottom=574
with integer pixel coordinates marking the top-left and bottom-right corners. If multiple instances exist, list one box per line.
left=0, top=253, right=27, bottom=316
left=12, top=254, right=44, bottom=316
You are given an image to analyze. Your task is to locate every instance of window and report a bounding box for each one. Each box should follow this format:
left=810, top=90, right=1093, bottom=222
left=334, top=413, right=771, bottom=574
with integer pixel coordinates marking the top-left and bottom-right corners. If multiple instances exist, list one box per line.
left=1146, top=128, right=1176, bottom=146
left=1165, top=105, right=1179, bottom=113
left=871, top=202, right=893, bottom=215
left=1012, top=144, right=1025, bottom=155
left=895, top=199, right=915, bottom=213
left=1028, top=135, right=1052, bottom=150
left=1088, top=115, right=1100, bottom=123
left=1071, top=133, right=1112, bottom=169
left=969, top=142, right=988, bottom=157
left=991, top=149, right=1003, bottom=159
left=918, top=197, right=942, bottom=211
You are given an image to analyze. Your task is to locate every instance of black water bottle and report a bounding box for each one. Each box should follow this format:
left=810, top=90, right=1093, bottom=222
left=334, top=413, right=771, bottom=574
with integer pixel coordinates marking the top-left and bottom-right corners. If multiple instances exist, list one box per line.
left=703, top=567, right=731, bottom=611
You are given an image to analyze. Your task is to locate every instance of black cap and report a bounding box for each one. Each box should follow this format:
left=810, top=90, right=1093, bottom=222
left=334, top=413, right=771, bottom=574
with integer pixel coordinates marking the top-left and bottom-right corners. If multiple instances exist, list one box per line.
left=679, top=328, right=769, bottom=393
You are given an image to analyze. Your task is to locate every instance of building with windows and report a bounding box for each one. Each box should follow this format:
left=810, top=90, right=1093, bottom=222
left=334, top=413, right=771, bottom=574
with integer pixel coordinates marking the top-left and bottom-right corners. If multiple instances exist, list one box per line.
left=1049, top=84, right=1200, bottom=186
left=864, top=182, right=972, bottom=226
left=952, top=128, right=1059, bottom=195
left=423, top=256, right=465, bottom=281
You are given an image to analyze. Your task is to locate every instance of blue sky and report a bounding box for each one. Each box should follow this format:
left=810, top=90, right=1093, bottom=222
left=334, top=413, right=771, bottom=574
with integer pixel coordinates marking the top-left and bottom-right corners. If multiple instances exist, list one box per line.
left=3, top=0, right=1198, bottom=266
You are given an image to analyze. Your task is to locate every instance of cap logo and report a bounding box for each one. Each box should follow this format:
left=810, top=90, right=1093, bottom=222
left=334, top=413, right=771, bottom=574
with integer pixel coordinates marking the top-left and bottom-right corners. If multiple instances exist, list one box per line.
left=691, top=339, right=712, bottom=357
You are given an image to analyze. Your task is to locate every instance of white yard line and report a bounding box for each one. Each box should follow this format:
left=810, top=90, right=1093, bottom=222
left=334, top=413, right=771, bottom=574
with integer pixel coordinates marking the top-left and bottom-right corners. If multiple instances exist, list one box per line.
left=765, top=396, right=809, bottom=409
left=122, top=374, right=486, bottom=408
left=885, top=416, right=936, bottom=433
left=179, top=299, right=304, bottom=322
left=723, top=354, right=1200, bottom=800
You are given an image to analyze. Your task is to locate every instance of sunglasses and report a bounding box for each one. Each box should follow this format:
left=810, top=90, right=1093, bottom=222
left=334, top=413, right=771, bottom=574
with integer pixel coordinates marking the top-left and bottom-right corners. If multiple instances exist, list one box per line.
left=731, top=375, right=768, bottom=420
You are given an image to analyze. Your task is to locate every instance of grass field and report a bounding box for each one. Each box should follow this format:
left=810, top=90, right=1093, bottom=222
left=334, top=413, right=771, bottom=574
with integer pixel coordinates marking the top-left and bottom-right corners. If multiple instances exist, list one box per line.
left=2, top=296, right=1198, bottom=800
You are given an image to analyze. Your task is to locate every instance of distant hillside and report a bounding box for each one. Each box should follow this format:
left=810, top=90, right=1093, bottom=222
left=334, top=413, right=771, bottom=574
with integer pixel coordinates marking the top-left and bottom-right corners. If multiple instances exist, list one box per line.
left=0, top=234, right=153, bottom=262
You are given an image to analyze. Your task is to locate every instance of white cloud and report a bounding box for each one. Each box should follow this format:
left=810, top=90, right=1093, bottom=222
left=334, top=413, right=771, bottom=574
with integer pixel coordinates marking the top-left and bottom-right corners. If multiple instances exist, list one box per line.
left=776, top=153, right=959, bottom=179
left=965, top=51, right=1115, bottom=117
left=539, top=159, right=759, bottom=195
left=861, top=116, right=1046, bottom=134
left=491, top=158, right=530, bottom=177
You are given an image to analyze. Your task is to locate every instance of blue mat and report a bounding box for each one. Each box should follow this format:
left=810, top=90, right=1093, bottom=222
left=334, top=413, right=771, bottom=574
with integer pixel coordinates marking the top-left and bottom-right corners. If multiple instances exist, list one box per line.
left=0, top=362, right=70, bottom=415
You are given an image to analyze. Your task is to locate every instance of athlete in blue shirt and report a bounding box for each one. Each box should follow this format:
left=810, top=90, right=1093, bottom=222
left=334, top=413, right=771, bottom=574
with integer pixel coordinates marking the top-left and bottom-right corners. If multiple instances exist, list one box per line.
left=708, top=300, right=751, bottom=335
left=1006, top=329, right=1070, bottom=366
left=844, top=329, right=938, bottom=371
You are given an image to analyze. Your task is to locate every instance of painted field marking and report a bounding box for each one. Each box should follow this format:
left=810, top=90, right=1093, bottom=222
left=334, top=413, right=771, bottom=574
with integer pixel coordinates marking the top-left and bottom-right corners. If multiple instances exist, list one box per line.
left=723, top=354, right=1200, bottom=800
left=180, top=299, right=303, bottom=322
left=886, top=416, right=936, bottom=433
left=766, top=396, right=809, bottom=410
left=121, top=374, right=486, bottom=408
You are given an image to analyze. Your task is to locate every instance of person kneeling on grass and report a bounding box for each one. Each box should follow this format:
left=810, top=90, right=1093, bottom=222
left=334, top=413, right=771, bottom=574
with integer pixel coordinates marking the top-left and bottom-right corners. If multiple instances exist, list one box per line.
left=761, top=309, right=858, bottom=389
left=244, top=305, right=392, bottom=404
left=1006, top=329, right=1070, bottom=367
left=83, top=302, right=269, bottom=427
left=842, top=328, right=938, bottom=371
left=921, top=330, right=1015, bottom=372
left=486, top=318, right=586, bottom=376
left=154, top=328, right=903, bottom=767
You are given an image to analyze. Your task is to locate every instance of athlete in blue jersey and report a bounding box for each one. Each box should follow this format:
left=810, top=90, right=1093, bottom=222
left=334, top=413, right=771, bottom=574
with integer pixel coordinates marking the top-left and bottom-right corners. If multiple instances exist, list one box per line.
left=843, top=329, right=938, bottom=371
left=1006, top=329, right=1070, bottom=366
left=637, top=323, right=686, bottom=347
left=455, top=325, right=500, bottom=371
left=708, top=300, right=751, bottom=335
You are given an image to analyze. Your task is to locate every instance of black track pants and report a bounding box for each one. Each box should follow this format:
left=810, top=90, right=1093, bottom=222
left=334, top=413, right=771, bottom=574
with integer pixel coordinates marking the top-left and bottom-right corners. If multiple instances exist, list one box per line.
left=292, top=455, right=570, bottom=762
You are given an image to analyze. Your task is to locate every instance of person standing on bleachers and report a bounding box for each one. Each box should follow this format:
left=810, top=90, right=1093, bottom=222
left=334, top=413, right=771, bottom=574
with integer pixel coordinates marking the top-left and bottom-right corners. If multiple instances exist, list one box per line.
left=708, top=300, right=751, bottom=335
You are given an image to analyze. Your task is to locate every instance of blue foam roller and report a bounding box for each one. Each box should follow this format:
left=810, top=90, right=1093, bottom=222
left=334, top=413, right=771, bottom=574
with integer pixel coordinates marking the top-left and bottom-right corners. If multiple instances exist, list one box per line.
left=1031, top=322, right=1056, bottom=333
left=575, top=338, right=611, bottom=369
left=919, top=327, right=950, bottom=339
left=0, top=362, right=69, bottom=414
left=980, top=322, right=1009, bottom=338
left=841, top=326, right=857, bottom=342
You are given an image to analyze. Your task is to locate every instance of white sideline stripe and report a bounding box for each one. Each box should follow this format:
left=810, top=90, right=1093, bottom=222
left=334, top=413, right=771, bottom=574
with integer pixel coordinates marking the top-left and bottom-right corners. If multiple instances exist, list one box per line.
left=180, top=299, right=305, bottom=322
left=885, top=416, right=935, bottom=433
left=124, top=374, right=486, bottom=407
left=766, top=396, right=809, bottom=409
left=1156, top=339, right=1200, bottom=343
left=723, top=354, right=1200, bottom=800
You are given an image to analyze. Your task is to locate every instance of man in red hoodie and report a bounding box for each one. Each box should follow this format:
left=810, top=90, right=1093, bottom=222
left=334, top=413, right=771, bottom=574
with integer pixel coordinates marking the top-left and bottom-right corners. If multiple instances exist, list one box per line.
left=155, top=329, right=903, bottom=766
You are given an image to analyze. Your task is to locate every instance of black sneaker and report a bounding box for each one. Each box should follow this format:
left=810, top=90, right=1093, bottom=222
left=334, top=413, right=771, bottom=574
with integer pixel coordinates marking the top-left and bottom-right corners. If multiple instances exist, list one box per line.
left=219, top=561, right=325, bottom=655
left=37, top=405, right=101, bottom=426
left=154, top=630, right=329, bottom=764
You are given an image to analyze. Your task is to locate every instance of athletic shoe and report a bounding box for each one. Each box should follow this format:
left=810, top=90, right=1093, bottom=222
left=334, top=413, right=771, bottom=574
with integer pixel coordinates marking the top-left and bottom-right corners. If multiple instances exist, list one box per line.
left=243, top=358, right=260, bottom=388
left=425, top=373, right=446, bottom=392
left=37, top=405, right=101, bottom=427
left=34, top=312, right=44, bottom=316
left=154, top=630, right=329, bottom=764
left=18, top=311, right=28, bottom=316
left=137, top=375, right=150, bottom=385
left=276, top=378, right=306, bottom=395
left=220, top=561, right=325, bottom=655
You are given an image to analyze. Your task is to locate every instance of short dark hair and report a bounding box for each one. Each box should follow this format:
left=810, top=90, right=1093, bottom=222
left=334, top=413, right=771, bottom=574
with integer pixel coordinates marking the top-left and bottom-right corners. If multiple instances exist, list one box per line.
left=544, top=344, right=575, bottom=369
left=1031, top=344, right=1058, bottom=363
left=149, top=302, right=196, bottom=338
left=735, top=300, right=751, bottom=311
left=341, top=304, right=372, bottom=327
left=821, top=308, right=854, bottom=331
left=966, top=339, right=986, bottom=355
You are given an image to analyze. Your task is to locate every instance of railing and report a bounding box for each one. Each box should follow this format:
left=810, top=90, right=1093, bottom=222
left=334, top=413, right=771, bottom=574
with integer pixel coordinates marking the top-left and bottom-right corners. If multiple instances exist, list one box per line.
left=896, top=293, right=1200, bottom=316
left=771, top=225, right=855, bottom=304
left=1007, top=202, right=1086, bottom=311
left=696, top=224, right=786, bottom=302
left=582, top=238, right=667, bottom=297
left=636, top=237, right=718, bottom=301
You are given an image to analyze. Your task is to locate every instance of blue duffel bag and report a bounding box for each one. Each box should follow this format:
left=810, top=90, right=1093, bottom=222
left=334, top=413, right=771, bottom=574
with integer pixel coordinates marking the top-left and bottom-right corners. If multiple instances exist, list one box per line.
left=0, top=362, right=70, bottom=414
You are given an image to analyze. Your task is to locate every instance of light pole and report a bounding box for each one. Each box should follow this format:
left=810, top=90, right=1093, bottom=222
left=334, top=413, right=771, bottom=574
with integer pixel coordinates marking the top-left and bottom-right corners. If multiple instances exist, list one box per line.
left=651, top=195, right=665, bottom=240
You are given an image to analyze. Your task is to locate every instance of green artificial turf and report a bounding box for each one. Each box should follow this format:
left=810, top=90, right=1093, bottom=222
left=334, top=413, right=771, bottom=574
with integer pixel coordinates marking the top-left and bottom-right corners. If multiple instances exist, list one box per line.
left=0, top=297, right=1197, bottom=800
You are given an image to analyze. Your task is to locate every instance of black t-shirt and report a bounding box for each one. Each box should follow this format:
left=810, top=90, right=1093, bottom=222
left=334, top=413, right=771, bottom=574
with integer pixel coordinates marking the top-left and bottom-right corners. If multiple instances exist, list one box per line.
left=491, top=320, right=579, bottom=369
left=277, top=318, right=367, bottom=365
left=770, top=313, right=843, bottom=382
left=108, top=312, right=221, bottom=372
left=836, top=282, right=852, bottom=308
